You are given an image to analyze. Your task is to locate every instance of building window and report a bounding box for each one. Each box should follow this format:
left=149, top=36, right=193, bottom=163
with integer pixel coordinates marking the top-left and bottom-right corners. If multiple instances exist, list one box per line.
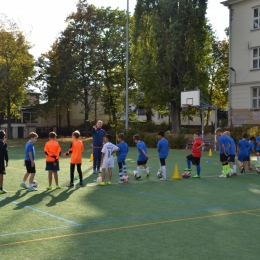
left=158, top=114, right=164, bottom=119
left=253, top=48, right=260, bottom=69
left=251, top=87, right=260, bottom=109
left=22, top=112, right=38, bottom=123
left=137, top=109, right=146, bottom=116
left=253, top=7, right=260, bottom=29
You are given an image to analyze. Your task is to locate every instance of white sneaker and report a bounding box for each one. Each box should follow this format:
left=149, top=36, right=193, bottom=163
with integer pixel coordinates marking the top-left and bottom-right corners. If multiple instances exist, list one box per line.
left=159, top=178, right=167, bottom=181
left=219, top=174, right=227, bottom=178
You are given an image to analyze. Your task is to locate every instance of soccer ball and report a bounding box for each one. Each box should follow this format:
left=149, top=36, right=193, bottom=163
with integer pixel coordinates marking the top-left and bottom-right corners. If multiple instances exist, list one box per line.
left=157, top=170, right=163, bottom=179
left=132, top=170, right=138, bottom=177
left=96, top=176, right=102, bottom=184
left=182, top=171, right=191, bottom=179
left=256, top=165, right=260, bottom=173
left=32, top=180, right=38, bottom=188
left=122, top=174, right=130, bottom=182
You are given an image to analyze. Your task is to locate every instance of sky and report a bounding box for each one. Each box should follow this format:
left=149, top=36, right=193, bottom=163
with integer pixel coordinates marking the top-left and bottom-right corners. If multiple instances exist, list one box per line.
left=0, top=0, right=229, bottom=59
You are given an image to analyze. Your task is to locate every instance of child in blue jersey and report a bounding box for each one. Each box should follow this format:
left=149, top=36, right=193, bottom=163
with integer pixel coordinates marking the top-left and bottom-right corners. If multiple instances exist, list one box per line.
left=157, top=131, right=169, bottom=180
left=116, top=133, right=129, bottom=184
left=133, top=134, right=151, bottom=180
left=256, top=131, right=260, bottom=165
left=20, top=132, right=38, bottom=191
left=216, top=128, right=231, bottom=178
left=237, top=132, right=250, bottom=173
left=224, top=131, right=237, bottom=175
left=92, top=120, right=106, bottom=174
left=247, top=136, right=255, bottom=171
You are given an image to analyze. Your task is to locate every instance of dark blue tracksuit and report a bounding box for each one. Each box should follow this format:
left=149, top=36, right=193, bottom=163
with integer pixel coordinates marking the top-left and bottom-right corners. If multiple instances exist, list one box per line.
left=92, top=127, right=106, bottom=171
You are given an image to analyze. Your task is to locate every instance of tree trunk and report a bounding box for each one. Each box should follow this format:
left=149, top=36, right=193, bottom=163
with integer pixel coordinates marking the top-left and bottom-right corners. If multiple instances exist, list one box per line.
left=170, top=102, right=181, bottom=133
left=66, top=102, right=71, bottom=134
left=84, top=89, right=89, bottom=137
left=6, top=96, right=13, bottom=139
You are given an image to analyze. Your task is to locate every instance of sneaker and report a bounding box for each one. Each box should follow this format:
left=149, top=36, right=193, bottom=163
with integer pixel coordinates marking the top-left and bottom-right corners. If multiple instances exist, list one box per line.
left=159, top=178, right=167, bottom=181
left=219, top=174, right=227, bottom=178
left=46, top=185, right=52, bottom=190
left=135, top=176, right=141, bottom=180
left=92, top=170, right=97, bottom=174
left=248, top=167, right=253, bottom=171
left=241, top=167, right=245, bottom=174
left=20, top=183, right=27, bottom=189
left=146, top=172, right=152, bottom=179
left=0, top=189, right=7, bottom=194
left=56, top=185, right=61, bottom=189
left=79, top=182, right=84, bottom=186
left=233, top=172, right=237, bottom=175
left=118, top=181, right=124, bottom=184
left=184, top=168, right=192, bottom=171
left=106, top=181, right=112, bottom=185
left=28, top=186, right=37, bottom=191
left=98, top=182, right=105, bottom=186
left=66, top=183, right=74, bottom=188
left=97, top=169, right=102, bottom=174
left=192, top=174, right=200, bottom=178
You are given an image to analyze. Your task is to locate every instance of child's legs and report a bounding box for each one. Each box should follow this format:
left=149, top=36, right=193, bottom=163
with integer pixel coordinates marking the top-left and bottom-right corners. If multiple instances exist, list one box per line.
left=93, top=148, right=98, bottom=170
left=118, top=162, right=123, bottom=181
left=53, top=172, right=58, bottom=185
left=76, top=164, right=83, bottom=182
left=194, top=157, right=200, bottom=175
left=186, top=155, right=192, bottom=169
left=48, top=171, right=53, bottom=184
left=23, top=172, right=30, bottom=182
left=0, top=174, right=3, bottom=188
left=248, top=157, right=251, bottom=167
left=160, top=158, right=166, bottom=178
left=29, top=173, right=35, bottom=184
left=122, top=161, right=127, bottom=173
left=70, top=163, right=75, bottom=183
left=101, top=168, right=106, bottom=182
left=108, top=167, right=113, bottom=181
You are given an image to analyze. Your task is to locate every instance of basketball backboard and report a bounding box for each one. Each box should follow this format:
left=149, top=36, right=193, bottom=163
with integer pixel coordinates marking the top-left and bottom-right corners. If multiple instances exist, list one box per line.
left=181, top=90, right=200, bottom=107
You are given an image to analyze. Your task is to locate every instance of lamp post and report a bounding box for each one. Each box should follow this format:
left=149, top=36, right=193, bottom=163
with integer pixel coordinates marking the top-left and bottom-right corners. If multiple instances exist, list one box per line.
left=125, top=0, right=129, bottom=129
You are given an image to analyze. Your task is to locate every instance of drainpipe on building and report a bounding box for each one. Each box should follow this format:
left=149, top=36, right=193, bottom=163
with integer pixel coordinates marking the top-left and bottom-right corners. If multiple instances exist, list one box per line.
left=228, top=5, right=232, bottom=127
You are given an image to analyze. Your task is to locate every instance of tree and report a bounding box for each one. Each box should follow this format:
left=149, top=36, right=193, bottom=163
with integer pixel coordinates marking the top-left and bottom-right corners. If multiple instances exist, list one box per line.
left=133, top=0, right=208, bottom=132
left=0, top=15, right=34, bottom=138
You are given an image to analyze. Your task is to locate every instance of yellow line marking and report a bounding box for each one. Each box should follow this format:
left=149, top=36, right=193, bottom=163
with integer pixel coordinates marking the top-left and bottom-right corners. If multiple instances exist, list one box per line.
left=1, top=208, right=260, bottom=247
left=242, top=212, right=260, bottom=217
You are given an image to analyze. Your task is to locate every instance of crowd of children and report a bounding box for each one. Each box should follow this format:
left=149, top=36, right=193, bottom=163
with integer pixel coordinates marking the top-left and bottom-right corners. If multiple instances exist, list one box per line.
left=1, top=121, right=260, bottom=193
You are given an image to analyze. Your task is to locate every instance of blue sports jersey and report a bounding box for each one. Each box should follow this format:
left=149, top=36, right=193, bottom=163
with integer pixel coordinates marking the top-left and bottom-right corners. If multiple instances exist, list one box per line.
left=238, top=139, right=250, bottom=156
left=219, top=135, right=230, bottom=154
left=157, top=138, right=169, bottom=159
left=25, top=142, right=35, bottom=161
left=117, top=142, right=129, bottom=162
left=136, top=141, right=148, bottom=161
left=256, top=136, right=260, bottom=151
left=248, top=141, right=255, bottom=156
left=92, top=128, right=106, bottom=147
left=228, top=137, right=236, bottom=155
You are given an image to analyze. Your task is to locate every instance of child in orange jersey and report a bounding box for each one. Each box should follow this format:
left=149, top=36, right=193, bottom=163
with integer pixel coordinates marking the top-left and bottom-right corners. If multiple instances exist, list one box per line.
left=63, top=130, right=84, bottom=187
left=44, top=132, right=61, bottom=190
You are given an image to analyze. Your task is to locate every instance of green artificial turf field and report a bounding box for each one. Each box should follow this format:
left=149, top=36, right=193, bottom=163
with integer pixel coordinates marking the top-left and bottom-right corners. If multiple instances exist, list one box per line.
left=1, top=139, right=260, bottom=259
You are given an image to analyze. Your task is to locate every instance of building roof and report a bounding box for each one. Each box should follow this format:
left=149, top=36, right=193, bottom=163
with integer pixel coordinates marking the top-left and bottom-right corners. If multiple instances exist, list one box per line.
left=221, top=0, right=251, bottom=6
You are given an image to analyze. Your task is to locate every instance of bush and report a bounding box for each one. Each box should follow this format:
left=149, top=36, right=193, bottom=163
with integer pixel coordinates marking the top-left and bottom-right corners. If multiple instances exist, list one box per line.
left=247, top=126, right=259, bottom=138
left=167, top=134, right=188, bottom=149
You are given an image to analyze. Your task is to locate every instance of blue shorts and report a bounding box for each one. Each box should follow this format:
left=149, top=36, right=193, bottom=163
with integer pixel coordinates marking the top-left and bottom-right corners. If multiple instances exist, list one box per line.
left=45, top=162, right=60, bottom=172
left=238, top=155, right=247, bottom=162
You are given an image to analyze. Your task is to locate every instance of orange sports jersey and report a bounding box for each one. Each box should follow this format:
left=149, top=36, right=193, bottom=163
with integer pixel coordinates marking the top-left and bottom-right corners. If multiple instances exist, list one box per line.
left=69, top=140, right=84, bottom=164
left=44, top=140, right=61, bottom=162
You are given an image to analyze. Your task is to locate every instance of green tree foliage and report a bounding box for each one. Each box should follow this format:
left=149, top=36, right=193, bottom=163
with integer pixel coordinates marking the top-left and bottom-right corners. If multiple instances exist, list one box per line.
left=133, top=0, right=208, bottom=132
left=0, top=15, right=34, bottom=138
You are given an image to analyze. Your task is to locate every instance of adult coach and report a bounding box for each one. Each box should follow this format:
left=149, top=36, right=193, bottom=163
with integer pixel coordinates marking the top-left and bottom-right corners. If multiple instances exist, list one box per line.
left=92, top=120, right=106, bottom=174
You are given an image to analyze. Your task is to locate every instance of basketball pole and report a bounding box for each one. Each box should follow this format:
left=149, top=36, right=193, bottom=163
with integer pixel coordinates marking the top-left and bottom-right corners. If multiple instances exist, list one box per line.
left=125, top=0, right=129, bottom=130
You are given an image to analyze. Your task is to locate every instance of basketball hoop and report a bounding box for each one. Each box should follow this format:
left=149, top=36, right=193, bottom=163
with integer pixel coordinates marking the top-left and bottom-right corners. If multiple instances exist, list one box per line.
left=182, top=104, right=191, bottom=111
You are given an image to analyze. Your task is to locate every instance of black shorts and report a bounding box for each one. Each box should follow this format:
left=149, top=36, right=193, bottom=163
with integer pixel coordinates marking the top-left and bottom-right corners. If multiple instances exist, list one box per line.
left=220, top=154, right=228, bottom=162
left=159, top=158, right=166, bottom=166
left=137, top=160, right=148, bottom=166
left=186, top=154, right=200, bottom=166
left=0, top=163, right=6, bottom=174
left=45, top=162, right=60, bottom=172
left=227, top=155, right=235, bottom=163
left=25, top=160, right=36, bottom=174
